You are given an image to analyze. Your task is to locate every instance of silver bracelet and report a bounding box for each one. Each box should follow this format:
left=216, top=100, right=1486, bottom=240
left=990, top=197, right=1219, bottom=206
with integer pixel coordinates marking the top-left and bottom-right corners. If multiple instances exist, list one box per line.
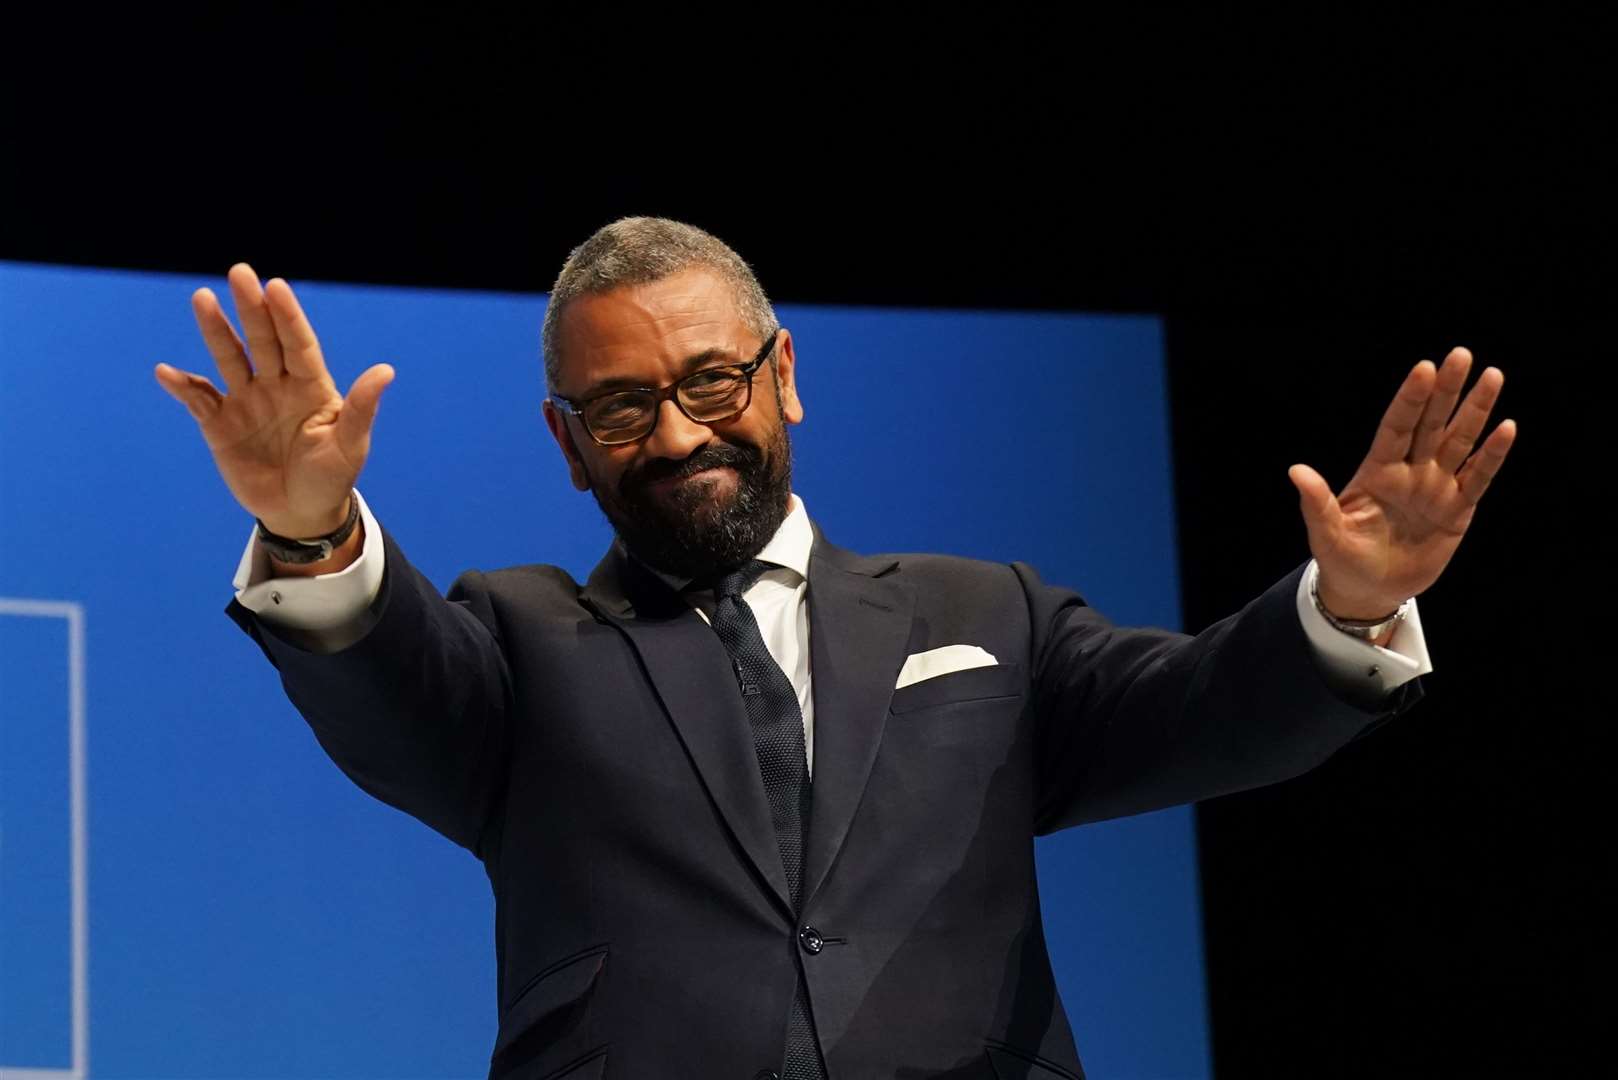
left=1309, top=570, right=1409, bottom=641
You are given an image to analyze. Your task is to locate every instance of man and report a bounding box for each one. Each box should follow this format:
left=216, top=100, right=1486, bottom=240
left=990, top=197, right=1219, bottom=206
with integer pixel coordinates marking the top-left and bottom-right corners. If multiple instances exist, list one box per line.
left=154, top=218, right=1514, bottom=1079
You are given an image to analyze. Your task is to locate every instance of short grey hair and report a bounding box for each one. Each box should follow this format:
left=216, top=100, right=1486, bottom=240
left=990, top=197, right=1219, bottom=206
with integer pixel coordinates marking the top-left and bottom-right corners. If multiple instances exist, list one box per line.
left=541, top=216, right=778, bottom=392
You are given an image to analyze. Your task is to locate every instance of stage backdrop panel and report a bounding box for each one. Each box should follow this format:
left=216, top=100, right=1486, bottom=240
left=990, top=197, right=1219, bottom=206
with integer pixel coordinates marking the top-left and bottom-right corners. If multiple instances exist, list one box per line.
left=0, top=261, right=1206, bottom=1079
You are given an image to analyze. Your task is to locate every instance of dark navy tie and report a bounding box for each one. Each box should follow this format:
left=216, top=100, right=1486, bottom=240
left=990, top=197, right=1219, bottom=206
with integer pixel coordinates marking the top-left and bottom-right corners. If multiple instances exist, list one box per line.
left=709, top=560, right=827, bottom=1080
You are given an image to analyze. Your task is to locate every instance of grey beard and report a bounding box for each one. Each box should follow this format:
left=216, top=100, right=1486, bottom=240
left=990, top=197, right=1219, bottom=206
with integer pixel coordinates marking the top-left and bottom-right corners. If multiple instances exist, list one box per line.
left=591, top=432, right=793, bottom=582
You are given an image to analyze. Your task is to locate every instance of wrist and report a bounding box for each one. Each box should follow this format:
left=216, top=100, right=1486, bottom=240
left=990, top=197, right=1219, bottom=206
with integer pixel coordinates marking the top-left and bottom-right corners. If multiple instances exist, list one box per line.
left=263, top=517, right=364, bottom=576
left=257, top=494, right=354, bottom=544
left=1313, top=569, right=1403, bottom=622
left=1310, top=567, right=1409, bottom=643
left=257, top=492, right=359, bottom=565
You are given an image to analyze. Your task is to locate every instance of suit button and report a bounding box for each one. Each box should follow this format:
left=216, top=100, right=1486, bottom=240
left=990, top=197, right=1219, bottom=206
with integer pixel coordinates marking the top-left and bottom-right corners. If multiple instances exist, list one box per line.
left=752, top=1071, right=781, bottom=1080
left=798, top=926, right=824, bottom=955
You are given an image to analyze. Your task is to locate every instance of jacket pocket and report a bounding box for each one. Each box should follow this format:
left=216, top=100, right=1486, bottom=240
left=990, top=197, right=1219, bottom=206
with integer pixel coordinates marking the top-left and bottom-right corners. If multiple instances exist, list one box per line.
left=491, top=944, right=608, bottom=1077
left=889, top=662, right=1024, bottom=714
left=985, top=1038, right=1085, bottom=1079
left=518, top=1047, right=607, bottom=1080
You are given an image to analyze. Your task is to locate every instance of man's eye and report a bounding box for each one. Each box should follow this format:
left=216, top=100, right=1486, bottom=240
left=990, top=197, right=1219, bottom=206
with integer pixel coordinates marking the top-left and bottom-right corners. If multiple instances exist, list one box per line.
left=683, top=370, right=743, bottom=398
left=592, top=396, right=648, bottom=424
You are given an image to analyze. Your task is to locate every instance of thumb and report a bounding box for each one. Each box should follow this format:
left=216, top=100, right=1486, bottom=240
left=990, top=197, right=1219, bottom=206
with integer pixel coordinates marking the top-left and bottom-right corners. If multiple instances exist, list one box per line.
left=1288, top=463, right=1339, bottom=533
left=336, top=363, right=395, bottom=463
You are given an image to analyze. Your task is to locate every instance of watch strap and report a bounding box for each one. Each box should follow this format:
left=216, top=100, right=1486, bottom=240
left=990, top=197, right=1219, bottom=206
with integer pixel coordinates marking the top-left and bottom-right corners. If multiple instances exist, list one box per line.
left=255, top=492, right=360, bottom=565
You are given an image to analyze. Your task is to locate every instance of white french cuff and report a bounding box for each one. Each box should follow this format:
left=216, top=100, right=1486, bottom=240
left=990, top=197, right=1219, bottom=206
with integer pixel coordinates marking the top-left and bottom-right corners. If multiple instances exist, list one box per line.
left=1295, top=558, right=1433, bottom=698
left=232, top=488, right=385, bottom=631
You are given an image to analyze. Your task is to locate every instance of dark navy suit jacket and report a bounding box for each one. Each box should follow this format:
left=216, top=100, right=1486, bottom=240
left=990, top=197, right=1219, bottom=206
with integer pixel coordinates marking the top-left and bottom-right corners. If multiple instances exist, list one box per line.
left=226, top=522, right=1421, bottom=1079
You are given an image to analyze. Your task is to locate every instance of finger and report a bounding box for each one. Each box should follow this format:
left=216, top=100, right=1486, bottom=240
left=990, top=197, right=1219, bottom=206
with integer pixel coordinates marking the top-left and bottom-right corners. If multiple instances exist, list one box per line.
left=1435, top=366, right=1504, bottom=474
left=1456, top=418, right=1517, bottom=506
left=335, top=363, right=396, bottom=466
left=1409, top=347, right=1473, bottom=463
left=189, top=287, right=253, bottom=393
left=1366, top=360, right=1437, bottom=465
left=263, top=277, right=330, bottom=381
left=228, top=263, right=285, bottom=378
left=154, top=362, right=224, bottom=424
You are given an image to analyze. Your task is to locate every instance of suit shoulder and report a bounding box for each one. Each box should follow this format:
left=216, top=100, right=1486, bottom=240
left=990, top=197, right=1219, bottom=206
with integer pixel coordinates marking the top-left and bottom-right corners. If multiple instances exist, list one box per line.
left=822, top=542, right=1030, bottom=590
left=885, top=551, right=1017, bottom=581
left=870, top=551, right=1031, bottom=606
left=454, top=561, right=585, bottom=609
left=873, top=551, right=1092, bottom=615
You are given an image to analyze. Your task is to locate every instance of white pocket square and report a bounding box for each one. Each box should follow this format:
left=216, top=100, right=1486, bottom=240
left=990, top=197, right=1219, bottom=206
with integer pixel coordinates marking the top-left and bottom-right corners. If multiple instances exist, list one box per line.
left=895, top=645, right=999, bottom=690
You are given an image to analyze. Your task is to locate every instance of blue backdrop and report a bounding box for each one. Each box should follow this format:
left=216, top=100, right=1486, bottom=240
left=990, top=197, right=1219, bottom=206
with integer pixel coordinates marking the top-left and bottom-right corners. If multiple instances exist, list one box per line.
left=0, top=262, right=1206, bottom=1079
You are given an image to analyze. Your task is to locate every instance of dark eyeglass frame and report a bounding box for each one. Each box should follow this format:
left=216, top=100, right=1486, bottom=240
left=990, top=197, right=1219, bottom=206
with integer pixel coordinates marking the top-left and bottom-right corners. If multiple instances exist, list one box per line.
left=550, top=328, right=781, bottom=447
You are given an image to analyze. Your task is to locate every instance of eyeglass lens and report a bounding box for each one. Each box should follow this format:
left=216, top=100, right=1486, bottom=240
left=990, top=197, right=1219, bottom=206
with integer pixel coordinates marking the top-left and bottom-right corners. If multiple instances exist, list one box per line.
left=584, top=369, right=752, bottom=443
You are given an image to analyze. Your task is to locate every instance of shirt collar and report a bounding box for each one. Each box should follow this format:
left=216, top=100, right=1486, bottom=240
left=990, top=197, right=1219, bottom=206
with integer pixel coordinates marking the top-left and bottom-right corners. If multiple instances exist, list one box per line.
left=753, top=492, right=813, bottom=581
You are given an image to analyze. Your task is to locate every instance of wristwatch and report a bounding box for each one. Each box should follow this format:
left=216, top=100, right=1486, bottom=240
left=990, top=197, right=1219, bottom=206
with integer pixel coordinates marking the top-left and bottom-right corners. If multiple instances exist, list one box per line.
left=255, top=492, right=360, bottom=564
left=1309, top=570, right=1410, bottom=642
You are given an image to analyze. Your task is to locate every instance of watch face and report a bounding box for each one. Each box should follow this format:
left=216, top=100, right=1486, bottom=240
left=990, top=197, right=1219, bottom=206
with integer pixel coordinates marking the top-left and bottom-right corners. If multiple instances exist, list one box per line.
left=259, top=537, right=332, bottom=564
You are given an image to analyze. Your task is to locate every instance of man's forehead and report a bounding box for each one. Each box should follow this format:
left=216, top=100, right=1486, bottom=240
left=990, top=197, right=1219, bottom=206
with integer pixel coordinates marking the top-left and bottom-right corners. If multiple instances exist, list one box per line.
left=556, top=268, right=753, bottom=385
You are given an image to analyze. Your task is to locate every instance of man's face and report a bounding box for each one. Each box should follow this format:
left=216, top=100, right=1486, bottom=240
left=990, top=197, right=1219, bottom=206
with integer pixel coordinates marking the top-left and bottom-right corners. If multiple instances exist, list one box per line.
left=542, top=267, right=804, bottom=580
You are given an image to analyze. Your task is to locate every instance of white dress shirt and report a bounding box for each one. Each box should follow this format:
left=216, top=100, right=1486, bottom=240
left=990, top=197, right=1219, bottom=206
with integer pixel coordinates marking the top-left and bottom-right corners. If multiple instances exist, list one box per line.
left=234, top=489, right=1432, bottom=784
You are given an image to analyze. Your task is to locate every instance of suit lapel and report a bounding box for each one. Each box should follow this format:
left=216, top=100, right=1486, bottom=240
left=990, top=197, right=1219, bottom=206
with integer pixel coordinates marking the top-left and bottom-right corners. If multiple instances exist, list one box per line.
left=583, top=546, right=795, bottom=918
left=581, top=530, right=916, bottom=919
left=801, top=534, right=914, bottom=910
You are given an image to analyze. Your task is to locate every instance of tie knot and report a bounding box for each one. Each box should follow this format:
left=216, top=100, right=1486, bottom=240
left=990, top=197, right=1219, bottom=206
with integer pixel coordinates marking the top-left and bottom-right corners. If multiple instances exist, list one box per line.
left=712, top=559, right=771, bottom=600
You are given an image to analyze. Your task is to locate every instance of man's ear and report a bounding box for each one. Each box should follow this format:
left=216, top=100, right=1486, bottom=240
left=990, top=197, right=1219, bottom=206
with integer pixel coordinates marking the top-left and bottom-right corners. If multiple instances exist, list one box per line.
left=773, top=329, right=804, bottom=425
left=543, top=399, right=592, bottom=492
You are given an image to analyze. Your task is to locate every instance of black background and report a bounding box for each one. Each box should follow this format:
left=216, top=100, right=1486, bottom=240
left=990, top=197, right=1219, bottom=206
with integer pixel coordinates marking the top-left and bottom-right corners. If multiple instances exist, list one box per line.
left=4, top=14, right=1602, bottom=1077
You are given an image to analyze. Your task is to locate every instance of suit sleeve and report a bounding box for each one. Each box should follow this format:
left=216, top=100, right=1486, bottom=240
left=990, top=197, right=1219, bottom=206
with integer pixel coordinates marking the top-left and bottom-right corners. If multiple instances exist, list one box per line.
left=225, top=525, right=513, bottom=856
left=1020, top=560, right=1424, bottom=835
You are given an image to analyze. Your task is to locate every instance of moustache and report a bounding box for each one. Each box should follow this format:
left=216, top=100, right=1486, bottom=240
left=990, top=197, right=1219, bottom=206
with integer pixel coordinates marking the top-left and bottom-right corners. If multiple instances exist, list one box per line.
left=620, top=440, right=763, bottom=498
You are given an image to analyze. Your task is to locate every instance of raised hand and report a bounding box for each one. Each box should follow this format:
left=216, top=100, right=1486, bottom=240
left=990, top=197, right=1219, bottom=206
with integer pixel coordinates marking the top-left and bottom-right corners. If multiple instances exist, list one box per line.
left=155, top=263, right=394, bottom=539
left=1287, top=347, right=1517, bottom=621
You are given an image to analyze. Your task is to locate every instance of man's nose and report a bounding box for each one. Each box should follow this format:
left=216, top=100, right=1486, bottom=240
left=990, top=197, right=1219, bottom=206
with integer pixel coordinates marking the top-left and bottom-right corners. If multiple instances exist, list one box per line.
left=641, top=397, right=712, bottom=460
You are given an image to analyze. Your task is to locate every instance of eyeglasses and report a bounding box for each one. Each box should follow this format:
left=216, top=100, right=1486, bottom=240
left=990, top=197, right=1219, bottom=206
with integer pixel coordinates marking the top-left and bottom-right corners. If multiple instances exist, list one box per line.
left=550, top=329, right=780, bottom=446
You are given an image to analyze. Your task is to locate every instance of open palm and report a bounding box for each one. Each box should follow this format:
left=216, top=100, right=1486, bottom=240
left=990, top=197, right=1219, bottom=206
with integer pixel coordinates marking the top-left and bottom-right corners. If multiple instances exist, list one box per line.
left=155, top=263, right=394, bottom=538
left=1288, top=348, right=1517, bottom=619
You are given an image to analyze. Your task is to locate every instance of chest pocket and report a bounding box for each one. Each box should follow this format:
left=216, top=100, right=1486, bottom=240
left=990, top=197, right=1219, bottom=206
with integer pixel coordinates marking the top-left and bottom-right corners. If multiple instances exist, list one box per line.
left=888, top=662, right=1024, bottom=714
